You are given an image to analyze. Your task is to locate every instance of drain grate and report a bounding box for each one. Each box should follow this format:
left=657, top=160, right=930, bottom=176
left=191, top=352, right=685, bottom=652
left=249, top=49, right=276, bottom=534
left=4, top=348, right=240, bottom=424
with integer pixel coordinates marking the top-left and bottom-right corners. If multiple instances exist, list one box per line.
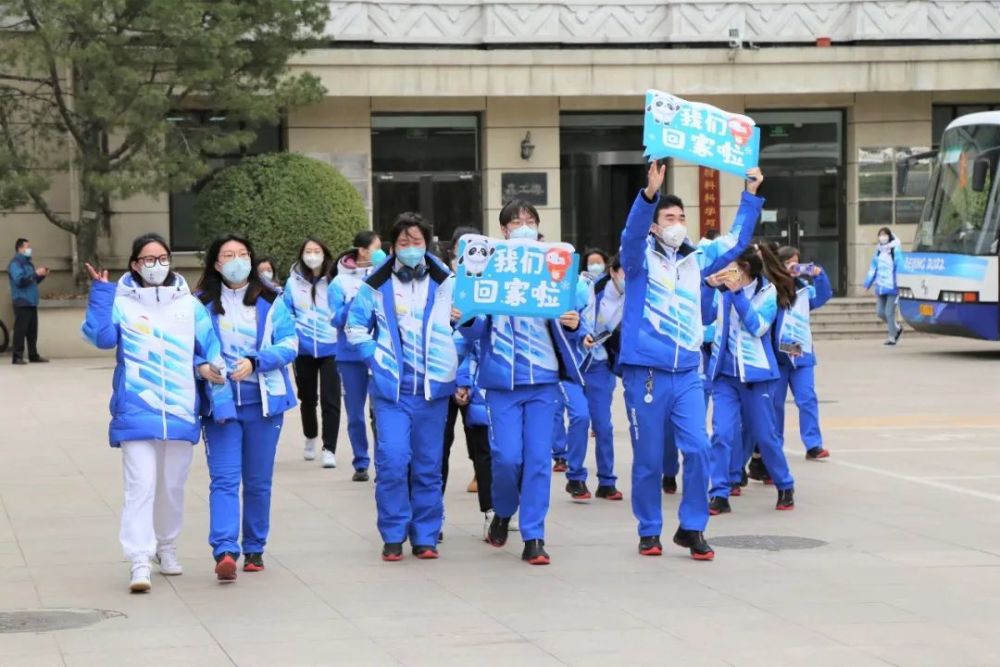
left=710, top=535, right=827, bottom=551
left=0, top=609, right=123, bottom=634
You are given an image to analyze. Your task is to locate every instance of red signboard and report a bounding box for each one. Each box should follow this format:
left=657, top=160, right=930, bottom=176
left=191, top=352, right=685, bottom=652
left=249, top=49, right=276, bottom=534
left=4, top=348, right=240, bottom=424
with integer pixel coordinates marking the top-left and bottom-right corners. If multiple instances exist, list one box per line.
left=698, top=167, right=720, bottom=238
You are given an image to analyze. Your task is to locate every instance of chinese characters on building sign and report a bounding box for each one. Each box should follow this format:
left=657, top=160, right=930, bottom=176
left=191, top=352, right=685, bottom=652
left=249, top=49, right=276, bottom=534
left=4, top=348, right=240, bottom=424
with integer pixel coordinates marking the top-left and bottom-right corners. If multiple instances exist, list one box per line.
left=698, top=167, right=720, bottom=238
left=501, top=173, right=548, bottom=206
left=453, top=235, right=579, bottom=320
left=643, top=90, right=761, bottom=178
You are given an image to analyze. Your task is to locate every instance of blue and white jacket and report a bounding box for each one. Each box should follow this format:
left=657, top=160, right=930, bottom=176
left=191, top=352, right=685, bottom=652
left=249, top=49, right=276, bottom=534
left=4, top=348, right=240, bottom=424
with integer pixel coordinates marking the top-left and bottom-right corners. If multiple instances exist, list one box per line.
left=346, top=254, right=459, bottom=402
left=618, top=189, right=762, bottom=373
left=707, top=278, right=780, bottom=384
left=283, top=264, right=337, bottom=358
left=580, top=274, right=624, bottom=374
left=456, top=337, right=489, bottom=427
left=81, top=274, right=226, bottom=448
left=864, top=238, right=904, bottom=296
left=198, top=291, right=299, bottom=419
left=773, top=271, right=833, bottom=369
left=328, top=253, right=381, bottom=363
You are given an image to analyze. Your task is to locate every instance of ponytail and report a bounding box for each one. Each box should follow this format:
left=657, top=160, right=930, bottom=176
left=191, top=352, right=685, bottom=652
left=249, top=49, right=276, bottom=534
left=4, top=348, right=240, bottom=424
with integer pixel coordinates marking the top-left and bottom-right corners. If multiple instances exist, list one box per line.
left=757, top=241, right=797, bottom=309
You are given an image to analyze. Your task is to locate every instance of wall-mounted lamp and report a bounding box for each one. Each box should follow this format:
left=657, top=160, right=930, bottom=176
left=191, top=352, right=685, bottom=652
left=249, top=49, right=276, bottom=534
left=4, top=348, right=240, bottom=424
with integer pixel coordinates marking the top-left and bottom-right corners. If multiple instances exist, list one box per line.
left=520, top=132, right=535, bottom=160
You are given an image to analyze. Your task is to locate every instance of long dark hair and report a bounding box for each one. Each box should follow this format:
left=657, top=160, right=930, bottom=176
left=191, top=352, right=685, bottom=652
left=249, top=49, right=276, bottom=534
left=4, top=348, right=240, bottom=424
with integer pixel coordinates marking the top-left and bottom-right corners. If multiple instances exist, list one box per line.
left=197, top=234, right=276, bottom=314
left=128, top=232, right=176, bottom=287
left=756, top=242, right=797, bottom=309
left=294, top=236, right=334, bottom=303
left=333, top=230, right=382, bottom=277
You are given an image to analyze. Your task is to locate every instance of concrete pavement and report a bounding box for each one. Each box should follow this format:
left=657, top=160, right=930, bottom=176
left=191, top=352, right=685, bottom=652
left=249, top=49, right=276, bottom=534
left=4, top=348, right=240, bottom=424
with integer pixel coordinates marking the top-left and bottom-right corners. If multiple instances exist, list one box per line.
left=1, top=336, right=1000, bottom=666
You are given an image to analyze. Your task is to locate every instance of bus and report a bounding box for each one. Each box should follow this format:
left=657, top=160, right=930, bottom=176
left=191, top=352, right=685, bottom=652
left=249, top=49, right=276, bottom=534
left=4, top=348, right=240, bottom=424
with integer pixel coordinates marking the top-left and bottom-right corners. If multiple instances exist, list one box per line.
left=896, top=111, right=1000, bottom=340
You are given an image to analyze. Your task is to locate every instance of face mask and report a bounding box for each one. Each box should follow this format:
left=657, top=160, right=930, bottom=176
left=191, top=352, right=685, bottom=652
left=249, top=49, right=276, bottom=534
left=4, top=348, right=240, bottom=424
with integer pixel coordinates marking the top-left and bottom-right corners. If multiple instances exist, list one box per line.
left=396, top=247, right=426, bottom=268
left=878, top=235, right=890, bottom=244
left=140, top=263, right=170, bottom=287
left=588, top=263, right=606, bottom=276
left=259, top=270, right=274, bottom=282
left=221, top=257, right=251, bottom=284
left=371, top=248, right=388, bottom=265
left=509, top=225, right=539, bottom=241
left=302, top=252, right=324, bottom=270
left=20, top=248, right=32, bottom=258
left=659, top=224, right=687, bottom=249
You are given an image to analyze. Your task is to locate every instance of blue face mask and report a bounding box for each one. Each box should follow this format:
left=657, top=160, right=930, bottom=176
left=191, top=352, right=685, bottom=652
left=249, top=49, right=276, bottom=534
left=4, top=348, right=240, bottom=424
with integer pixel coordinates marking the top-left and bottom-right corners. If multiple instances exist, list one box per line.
left=509, top=225, right=539, bottom=241
left=221, top=257, right=252, bottom=285
left=371, top=248, right=388, bottom=265
left=396, top=247, right=426, bottom=269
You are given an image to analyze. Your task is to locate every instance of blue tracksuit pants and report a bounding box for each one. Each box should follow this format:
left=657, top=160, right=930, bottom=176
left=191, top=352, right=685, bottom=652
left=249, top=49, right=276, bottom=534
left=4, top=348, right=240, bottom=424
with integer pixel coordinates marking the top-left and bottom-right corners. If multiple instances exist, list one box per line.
left=575, top=364, right=617, bottom=486
left=203, top=404, right=283, bottom=558
left=372, top=394, right=449, bottom=546
left=775, top=364, right=823, bottom=451
left=662, top=379, right=710, bottom=478
left=564, top=380, right=595, bottom=483
left=728, top=425, right=755, bottom=486
left=551, top=385, right=570, bottom=461
left=710, top=375, right=794, bottom=498
left=339, top=361, right=372, bottom=470
left=622, top=366, right=710, bottom=536
left=486, top=383, right=562, bottom=541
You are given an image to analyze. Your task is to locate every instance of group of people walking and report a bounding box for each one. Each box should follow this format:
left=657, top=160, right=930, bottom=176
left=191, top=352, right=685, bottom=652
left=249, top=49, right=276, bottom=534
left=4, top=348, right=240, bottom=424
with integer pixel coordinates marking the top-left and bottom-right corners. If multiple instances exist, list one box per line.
left=77, top=160, right=903, bottom=592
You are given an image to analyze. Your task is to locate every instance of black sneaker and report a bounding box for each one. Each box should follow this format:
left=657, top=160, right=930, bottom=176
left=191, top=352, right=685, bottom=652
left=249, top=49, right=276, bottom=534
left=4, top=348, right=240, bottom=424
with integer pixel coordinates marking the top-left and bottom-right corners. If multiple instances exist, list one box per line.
left=565, top=480, right=591, bottom=501
left=638, top=535, right=663, bottom=556
left=28, top=356, right=49, bottom=363
left=806, top=447, right=830, bottom=460
left=776, top=488, right=795, bottom=511
left=673, top=528, right=715, bottom=561
left=412, top=545, right=439, bottom=560
left=521, top=539, right=550, bottom=565
left=352, top=468, right=370, bottom=482
left=552, top=458, right=568, bottom=473
left=894, top=325, right=904, bottom=342
left=486, top=515, right=511, bottom=547
left=243, top=553, right=264, bottom=572
left=214, top=552, right=238, bottom=581
left=381, top=542, right=404, bottom=561
left=662, top=475, right=677, bottom=495
left=709, top=496, right=731, bottom=515
left=747, top=457, right=769, bottom=482
left=595, top=485, right=623, bottom=501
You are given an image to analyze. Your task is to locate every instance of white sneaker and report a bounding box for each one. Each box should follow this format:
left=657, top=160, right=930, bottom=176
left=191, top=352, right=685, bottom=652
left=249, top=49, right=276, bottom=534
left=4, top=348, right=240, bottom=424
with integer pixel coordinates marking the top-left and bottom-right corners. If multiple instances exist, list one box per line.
left=509, top=511, right=520, bottom=532
left=321, top=449, right=337, bottom=468
left=483, top=509, right=495, bottom=541
left=303, top=438, right=318, bottom=461
left=129, top=562, right=152, bottom=593
left=155, top=552, right=183, bottom=576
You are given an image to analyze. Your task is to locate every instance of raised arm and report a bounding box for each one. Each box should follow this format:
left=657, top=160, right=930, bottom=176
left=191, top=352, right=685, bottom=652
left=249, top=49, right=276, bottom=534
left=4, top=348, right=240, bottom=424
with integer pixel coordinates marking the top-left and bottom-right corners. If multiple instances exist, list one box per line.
left=81, top=277, right=119, bottom=350
left=699, top=168, right=765, bottom=277
left=620, top=161, right=665, bottom=275
left=809, top=270, right=833, bottom=310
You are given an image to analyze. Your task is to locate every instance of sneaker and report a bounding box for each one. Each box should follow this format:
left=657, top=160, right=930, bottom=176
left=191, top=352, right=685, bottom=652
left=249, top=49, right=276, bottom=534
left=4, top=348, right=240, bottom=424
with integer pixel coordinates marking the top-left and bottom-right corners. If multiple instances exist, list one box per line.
left=243, top=553, right=264, bottom=572
left=806, top=447, right=830, bottom=460
left=155, top=551, right=183, bottom=576
left=12, top=357, right=27, bottom=365
left=214, top=552, right=238, bottom=582
left=321, top=449, right=337, bottom=468
left=673, top=527, right=715, bottom=561
left=521, top=539, right=550, bottom=565
left=509, top=511, right=520, bottom=532
left=28, top=355, right=49, bottom=363
left=382, top=542, right=404, bottom=562
left=565, top=480, right=591, bottom=501
left=884, top=338, right=897, bottom=346
left=776, top=488, right=795, bottom=511
left=129, top=562, right=152, bottom=593
left=487, top=514, right=511, bottom=547
left=352, top=468, right=369, bottom=482
left=740, top=469, right=749, bottom=487
left=303, top=438, right=318, bottom=461
left=595, top=485, right=623, bottom=501
left=638, top=535, right=663, bottom=556
left=662, top=476, right=677, bottom=495
left=552, top=458, right=568, bottom=473
left=895, top=325, right=904, bottom=343
left=482, top=509, right=495, bottom=541
left=467, top=477, right=478, bottom=493
left=709, top=496, right=732, bottom=516
left=747, top=457, right=768, bottom=482
left=730, top=484, right=742, bottom=497
left=413, top=545, right=439, bottom=560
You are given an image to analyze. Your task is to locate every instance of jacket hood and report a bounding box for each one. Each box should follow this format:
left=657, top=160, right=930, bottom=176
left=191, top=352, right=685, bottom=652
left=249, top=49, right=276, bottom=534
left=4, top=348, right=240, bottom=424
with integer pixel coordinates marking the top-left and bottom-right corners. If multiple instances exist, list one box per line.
left=337, top=252, right=370, bottom=278
left=116, top=271, right=191, bottom=304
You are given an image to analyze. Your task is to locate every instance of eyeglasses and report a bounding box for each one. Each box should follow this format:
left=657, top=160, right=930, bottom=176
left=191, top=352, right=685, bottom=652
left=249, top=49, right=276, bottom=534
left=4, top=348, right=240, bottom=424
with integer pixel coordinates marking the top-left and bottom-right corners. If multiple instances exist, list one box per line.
left=136, top=254, right=170, bottom=268
left=510, top=218, right=538, bottom=228
left=219, top=251, right=250, bottom=261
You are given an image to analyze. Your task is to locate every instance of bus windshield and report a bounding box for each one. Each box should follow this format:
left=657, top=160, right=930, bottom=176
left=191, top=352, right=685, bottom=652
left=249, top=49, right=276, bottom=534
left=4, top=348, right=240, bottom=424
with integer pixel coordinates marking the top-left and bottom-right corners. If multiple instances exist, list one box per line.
left=914, top=123, right=1000, bottom=256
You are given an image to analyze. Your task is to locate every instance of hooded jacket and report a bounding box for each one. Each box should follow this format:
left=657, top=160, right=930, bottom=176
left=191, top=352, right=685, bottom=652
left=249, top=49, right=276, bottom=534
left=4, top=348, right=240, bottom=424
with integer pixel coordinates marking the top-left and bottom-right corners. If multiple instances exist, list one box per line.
left=707, top=277, right=780, bottom=384
left=81, top=273, right=226, bottom=447
left=328, top=252, right=381, bottom=362
left=864, top=238, right=904, bottom=296
left=282, top=263, right=337, bottom=358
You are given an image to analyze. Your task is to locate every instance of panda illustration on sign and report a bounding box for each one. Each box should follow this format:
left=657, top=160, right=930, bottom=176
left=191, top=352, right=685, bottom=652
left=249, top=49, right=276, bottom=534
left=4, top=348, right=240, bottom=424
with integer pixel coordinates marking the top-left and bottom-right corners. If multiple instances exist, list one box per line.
left=646, top=93, right=683, bottom=126
left=457, top=234, right=495, bottom=277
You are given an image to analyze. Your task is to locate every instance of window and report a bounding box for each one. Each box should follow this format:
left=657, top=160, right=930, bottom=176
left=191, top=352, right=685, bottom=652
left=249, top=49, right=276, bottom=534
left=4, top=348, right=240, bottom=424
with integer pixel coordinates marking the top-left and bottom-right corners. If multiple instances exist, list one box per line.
left=858, top=146, right=931, bottom=226
left=168, top=113, right=284, bottom=251
left=932, top=104, right=1000, bottom=148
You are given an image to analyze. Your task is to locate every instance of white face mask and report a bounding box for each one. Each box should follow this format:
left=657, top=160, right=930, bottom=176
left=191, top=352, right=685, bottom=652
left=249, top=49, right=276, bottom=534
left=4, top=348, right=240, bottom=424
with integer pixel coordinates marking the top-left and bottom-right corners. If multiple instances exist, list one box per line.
left=509, top=225, right=539, bottom=241
left=587, top=263, right=606, bottom=276
left=259, top=270, right=274, bottom=282
left=659, top=224, right=687, bottom=249
left=139, top=263, right=170, bottom=287
left=878, top=235, right=890, bottom=245
left=302, top=252, right=324, bottom=270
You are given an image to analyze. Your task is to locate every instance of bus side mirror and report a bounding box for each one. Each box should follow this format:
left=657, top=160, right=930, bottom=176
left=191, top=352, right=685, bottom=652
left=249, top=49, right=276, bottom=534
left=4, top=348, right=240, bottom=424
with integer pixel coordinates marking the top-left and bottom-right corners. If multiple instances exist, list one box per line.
left=972, top=160, right=989, bottom=192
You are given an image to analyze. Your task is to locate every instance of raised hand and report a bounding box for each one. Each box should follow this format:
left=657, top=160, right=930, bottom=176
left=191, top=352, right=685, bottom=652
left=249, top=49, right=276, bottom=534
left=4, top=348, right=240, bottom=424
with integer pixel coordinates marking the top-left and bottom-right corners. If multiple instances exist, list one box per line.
left=84, top=263, right=109, bottom=283
left=645, top=161, right=666, bottom=200
left=746, top=167, right=764, bottom=195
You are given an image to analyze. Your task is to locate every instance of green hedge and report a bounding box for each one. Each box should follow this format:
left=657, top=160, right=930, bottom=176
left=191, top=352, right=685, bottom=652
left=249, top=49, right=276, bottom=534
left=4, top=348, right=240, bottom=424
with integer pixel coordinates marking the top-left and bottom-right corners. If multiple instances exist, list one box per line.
left=195, top=153, right=368, bottom=275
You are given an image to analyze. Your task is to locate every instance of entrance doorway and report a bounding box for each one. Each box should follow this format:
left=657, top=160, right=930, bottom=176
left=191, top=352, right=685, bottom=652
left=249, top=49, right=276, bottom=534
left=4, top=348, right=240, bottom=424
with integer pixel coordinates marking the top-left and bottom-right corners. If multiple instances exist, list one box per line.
left=751, top=110, right=846, bottom=294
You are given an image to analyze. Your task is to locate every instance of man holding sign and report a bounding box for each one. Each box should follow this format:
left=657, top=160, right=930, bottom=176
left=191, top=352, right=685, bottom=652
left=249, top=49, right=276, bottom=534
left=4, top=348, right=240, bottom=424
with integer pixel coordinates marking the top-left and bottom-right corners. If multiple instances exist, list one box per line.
left=620, top=161, right=764, bottom=561
left=456, top=200, right=585, bottom=566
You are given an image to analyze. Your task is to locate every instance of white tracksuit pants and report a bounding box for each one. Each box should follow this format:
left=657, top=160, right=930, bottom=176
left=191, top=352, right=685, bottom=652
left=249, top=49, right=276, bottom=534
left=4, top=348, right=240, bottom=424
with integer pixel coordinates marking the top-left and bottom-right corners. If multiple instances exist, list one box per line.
left=119, top=440, right=194, bottom=563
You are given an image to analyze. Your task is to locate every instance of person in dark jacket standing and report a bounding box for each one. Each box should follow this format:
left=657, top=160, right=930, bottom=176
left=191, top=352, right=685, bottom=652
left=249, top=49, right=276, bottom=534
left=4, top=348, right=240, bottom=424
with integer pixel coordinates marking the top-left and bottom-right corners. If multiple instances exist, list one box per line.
left=8, top=238, right=49, bottom=364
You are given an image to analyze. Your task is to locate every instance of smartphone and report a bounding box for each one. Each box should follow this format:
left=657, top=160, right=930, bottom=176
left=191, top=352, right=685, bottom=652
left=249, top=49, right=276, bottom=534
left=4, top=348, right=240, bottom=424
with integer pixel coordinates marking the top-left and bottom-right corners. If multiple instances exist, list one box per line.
left=591, top=330, right=614, bottom=346
left=779, top=341, right=804, bottom=357
left=793, top=263, right=814, bottom=276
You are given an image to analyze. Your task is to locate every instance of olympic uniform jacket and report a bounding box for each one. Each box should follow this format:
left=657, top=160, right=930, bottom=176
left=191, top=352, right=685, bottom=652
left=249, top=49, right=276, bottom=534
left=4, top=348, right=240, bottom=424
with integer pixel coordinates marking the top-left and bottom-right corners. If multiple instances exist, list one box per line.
left=346, top=255, right=459, bottom=402
left=199, top=294, right=299, bottom=419
left=455, top=337, right=489, bottom=426
left=282, top=265, right=337, bottom=358
left=327, top=253, right=380, bottom=362
left=580, top=274, right=624, bottom=374
left=618, top=189, right=762, bottom=373
left=81, top=274, right=226, bottom=447
left=863, top=239, right=904, bottom=296
left=707, top=278, right=780, bottom=383
left=773, top=271, right=833, bottom=369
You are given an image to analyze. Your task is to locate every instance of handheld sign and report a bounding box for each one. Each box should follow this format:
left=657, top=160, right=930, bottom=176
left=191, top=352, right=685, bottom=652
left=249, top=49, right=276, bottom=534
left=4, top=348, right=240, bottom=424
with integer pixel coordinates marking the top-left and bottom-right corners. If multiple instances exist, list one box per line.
left=453, top=234, right=579, bottom=321
left=643, top=90, right=761, bottom=177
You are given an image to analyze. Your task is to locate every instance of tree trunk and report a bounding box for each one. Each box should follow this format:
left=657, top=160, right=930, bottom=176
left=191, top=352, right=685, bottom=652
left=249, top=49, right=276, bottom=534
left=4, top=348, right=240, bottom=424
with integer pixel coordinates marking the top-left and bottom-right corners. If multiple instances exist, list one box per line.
left=74, top=214, right=100, bottom=291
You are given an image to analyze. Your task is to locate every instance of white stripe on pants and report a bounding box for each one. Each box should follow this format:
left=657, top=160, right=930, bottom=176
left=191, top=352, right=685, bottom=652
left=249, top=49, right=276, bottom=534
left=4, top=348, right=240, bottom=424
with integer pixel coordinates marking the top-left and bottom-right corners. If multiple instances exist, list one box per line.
left=120, top=440, right=194, bottom=563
